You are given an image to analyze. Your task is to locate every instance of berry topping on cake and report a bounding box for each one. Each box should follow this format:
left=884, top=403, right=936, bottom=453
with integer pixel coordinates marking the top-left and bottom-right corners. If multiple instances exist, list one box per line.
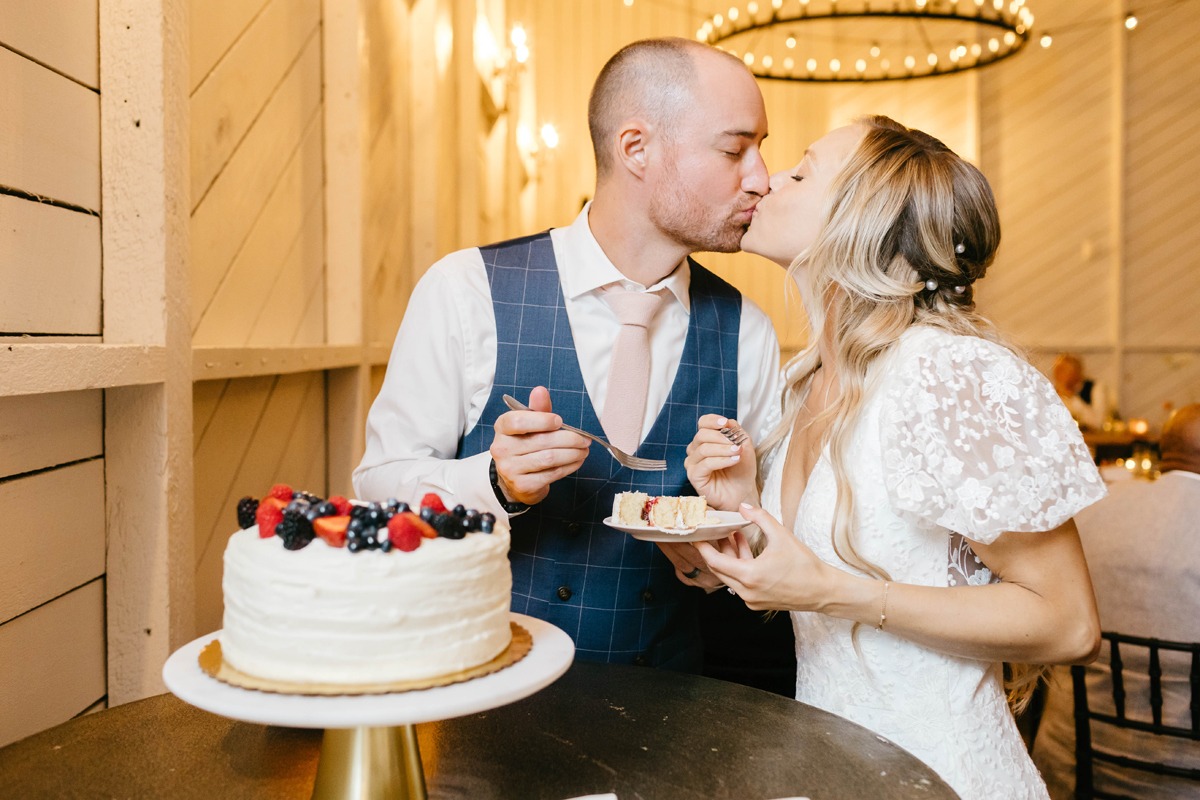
left=386, top=513, right=428, bottom=552
left=267, top=483, right=294, bottom=502
left=236, top=496, right=259, bottom=529
left=236, top=487, right=496, bottom=552
left=420, top=492, right=448, bottom=514
left=255, top=498, right=286, bottom=538
left=313, top=515, right=350, bottom=548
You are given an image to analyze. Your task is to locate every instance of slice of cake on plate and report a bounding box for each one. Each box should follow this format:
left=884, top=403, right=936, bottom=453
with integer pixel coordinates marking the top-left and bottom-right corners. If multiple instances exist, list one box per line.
left=611, top=492, right=708, bottom=531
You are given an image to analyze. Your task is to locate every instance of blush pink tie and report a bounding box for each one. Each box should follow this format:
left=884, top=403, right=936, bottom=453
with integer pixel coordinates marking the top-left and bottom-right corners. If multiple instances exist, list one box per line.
left=600, top=287, right=668, bottom=454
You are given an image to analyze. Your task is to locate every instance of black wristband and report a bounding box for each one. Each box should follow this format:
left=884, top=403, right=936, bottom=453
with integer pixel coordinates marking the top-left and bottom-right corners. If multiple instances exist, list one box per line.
left=489, top=458, right=530, bottom=516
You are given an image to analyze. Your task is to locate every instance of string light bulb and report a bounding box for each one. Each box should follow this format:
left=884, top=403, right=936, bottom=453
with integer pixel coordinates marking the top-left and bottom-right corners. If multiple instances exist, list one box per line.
left=1124, top=13, right=1138, bottom=30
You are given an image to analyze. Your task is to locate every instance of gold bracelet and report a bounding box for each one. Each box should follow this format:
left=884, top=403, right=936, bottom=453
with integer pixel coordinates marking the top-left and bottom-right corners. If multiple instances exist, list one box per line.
left=877, top=581, right=890, bottom=631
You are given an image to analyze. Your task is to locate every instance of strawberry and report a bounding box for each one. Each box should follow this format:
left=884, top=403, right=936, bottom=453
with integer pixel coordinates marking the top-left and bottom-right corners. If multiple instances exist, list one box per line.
left=419, top=492, right=447, bottom=514
left=255, top=497, right=286, bottom=538
left=328, top=495, right=353, bottom=517
left=387, top=512, right=434, bottom=551
left=267, top=483, right=294, bottom=502
left=313, top=515, right=350, bottom=548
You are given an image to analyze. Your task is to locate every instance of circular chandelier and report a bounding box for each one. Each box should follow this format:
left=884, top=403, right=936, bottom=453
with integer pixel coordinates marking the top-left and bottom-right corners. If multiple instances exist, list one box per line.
left=697, top=0, right=1036, bottom=83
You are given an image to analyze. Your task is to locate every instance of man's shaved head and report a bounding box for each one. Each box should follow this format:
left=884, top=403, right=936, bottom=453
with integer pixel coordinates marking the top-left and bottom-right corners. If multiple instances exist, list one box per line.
left=1159, top=403, right=1200, bottom=473
left=587, top=38, right=744, bottom=178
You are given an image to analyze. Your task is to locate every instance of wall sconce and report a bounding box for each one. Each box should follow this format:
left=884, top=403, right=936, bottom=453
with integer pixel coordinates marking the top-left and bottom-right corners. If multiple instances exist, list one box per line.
left=493, top=23, right=530, bottom=82
left=517, top=122, right=559, bottom=180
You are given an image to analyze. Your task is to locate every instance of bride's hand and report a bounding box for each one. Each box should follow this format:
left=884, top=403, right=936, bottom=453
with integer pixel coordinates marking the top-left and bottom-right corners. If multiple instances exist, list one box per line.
left=684, top=414, right=759, bottom=511
left=694, top=503, right=838, bottom=612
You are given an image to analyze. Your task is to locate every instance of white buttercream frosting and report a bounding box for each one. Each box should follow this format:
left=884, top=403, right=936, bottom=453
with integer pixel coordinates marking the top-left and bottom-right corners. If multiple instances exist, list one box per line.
left=221, top=524, right=512, bottom=685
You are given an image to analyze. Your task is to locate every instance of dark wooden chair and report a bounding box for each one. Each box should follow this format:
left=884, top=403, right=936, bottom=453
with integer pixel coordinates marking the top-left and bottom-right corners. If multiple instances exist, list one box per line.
left=1072, top=631, right=1200, bottom=798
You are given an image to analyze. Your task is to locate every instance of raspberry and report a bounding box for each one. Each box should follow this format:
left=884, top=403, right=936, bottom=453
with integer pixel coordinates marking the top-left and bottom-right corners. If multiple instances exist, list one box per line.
left=236, top=496, right=259, bottom=529
left=267, top=483, right=294, bottom=502
left=313, top=515, right=350, bottom=548
left=328, top=495, right=353, bottom=516
left=419, top=492, right=447, bottom=514
left=387, top=512, right=436, bottom=551
left=255, top=499, right=285, bottom=538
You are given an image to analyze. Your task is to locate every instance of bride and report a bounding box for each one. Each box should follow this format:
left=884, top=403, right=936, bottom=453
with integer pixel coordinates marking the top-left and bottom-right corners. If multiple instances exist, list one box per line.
left=678, top=116, right=1105, bottom=799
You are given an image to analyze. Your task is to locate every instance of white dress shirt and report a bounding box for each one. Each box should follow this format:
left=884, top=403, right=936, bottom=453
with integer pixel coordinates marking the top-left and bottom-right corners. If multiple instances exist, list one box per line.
left=353, top=205, right=782, bottom=516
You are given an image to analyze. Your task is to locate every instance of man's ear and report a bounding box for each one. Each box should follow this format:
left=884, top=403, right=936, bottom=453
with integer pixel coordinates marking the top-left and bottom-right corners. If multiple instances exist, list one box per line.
left=616, top=120, right=651, bottom=177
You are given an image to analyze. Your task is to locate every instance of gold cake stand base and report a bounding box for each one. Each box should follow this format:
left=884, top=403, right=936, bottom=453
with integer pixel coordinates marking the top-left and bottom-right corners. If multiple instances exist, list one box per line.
left=312, top=725, right=426, bottom=800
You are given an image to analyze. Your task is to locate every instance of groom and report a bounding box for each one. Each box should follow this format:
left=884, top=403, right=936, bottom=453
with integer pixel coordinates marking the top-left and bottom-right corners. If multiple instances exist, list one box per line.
left=355, top=37, right=785, bottom=675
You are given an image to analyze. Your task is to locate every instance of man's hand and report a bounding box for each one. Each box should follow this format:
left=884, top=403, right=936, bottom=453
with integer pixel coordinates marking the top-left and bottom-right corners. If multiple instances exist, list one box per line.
left=489, top=386, right=591, bottom=506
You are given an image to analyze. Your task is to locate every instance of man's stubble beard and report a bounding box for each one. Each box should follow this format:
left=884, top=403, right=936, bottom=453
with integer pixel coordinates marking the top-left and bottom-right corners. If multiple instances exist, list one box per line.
left=648, top=162, right=747, bottom=255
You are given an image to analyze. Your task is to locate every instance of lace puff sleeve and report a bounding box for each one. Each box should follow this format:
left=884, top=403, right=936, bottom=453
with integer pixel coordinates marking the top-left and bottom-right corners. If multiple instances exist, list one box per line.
left=879, top=331, right=1106, bottom=544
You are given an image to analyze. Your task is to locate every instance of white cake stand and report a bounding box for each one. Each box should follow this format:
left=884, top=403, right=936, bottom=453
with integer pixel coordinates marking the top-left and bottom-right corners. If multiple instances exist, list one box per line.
left=162, top=613, right=574, bottom=800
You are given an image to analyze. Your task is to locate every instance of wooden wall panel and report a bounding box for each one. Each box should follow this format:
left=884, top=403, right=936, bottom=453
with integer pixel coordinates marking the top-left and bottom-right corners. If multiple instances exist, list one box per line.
left=1123, top=352, right=1200, bottom=431
left=193, top=116, right=326, bottom=346
left=0, top=46, right=100, bottom=210
left=0, top=390, right=102, bottom=478
left=189, top=0, right=272, bottom=92
left=0, top=460, right=105, bottom=624
left=190, top=34, right=324, bottom=337
left=362, top=0, right=414, bottom=348
left=189, top=0, right=320, bottom=204
left=0, top=579, right=106, bottom=748
left=192, top=372, right=328, bottom=635
left=0, top=0, right=99, bottom=88
left=977, top=0, right=1120, bottom=350
left=0, top=194, right=100, bottom=335
left=1123, top=4, right=1200, bottom=348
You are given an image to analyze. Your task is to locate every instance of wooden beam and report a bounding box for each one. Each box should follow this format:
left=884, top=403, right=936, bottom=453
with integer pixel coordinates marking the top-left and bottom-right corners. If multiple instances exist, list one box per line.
left=0, top=343, right=167, bottom=397
left=193, top=344, right=364, bottom=381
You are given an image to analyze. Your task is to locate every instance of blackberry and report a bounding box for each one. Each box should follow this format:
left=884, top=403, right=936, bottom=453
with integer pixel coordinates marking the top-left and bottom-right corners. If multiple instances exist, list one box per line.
left=432, top=512, right=465, bottom=539
left=236, top=496, right=259, bottom=529
left=277, top=509, right=315, bottom=550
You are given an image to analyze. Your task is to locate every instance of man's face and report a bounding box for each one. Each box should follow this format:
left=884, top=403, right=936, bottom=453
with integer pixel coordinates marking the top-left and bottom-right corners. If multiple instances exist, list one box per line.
left=646, top=55, right=769, bottom=254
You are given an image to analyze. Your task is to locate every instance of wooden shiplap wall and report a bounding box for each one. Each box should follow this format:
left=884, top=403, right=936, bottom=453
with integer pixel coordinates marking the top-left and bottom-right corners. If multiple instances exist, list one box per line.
left=0, top=1, right=108, bottom=747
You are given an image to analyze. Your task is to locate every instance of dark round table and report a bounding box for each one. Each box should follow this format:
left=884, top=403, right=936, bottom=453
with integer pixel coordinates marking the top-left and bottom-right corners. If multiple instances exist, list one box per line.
left=0, top=661, right=958, bottom=799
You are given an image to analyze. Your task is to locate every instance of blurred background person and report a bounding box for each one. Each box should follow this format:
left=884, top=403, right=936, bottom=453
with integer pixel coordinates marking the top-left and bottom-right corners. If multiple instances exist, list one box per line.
left=1033, top=403, right=1200, bottom=798
left=1052, top=353, right=1113, bottom=431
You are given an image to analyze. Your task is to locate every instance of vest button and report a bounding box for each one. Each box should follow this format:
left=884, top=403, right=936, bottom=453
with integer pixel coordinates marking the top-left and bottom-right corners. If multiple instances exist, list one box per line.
left=566, top=522, right=581, bottom=535
left=633, top=654, right=648, bottom=666
left=641, top=589, right=654, bottom=603
left=556, top=586, right=573, bottom=601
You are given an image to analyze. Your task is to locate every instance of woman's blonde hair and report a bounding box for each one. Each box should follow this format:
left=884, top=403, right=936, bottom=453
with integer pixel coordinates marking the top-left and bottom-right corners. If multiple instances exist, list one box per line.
left=759, top=114, right=1043, bottom=711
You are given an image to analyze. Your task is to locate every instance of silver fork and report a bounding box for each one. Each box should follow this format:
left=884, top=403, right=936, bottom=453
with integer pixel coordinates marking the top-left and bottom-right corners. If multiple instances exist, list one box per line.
left=501, top=394, right=667, bottom=471
left=719, top=423, right=749, bottom=447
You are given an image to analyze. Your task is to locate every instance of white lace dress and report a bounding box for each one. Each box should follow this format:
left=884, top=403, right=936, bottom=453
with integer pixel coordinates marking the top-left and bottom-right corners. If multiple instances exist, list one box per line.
left=762, top=326, right=1106, bottom=800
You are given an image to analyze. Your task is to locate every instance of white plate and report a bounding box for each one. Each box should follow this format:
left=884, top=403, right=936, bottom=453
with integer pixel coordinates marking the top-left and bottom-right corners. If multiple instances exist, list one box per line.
left=602, top=509, right=750, bottom=542
left=161, top=613, right=574, bottom=729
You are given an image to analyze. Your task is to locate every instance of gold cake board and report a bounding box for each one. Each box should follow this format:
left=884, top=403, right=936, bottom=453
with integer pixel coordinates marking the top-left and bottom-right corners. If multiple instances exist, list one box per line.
left=199, top=622, right=531, bottom=799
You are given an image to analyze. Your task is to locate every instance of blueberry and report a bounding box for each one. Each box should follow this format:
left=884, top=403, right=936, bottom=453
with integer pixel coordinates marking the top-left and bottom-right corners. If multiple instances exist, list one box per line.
left=380, top=539, right=393, bottom=552
left=315, top=501, right=336, bottom=517
left=347, top=517, right=364, bottom=533
left=396, top=502, right=410, bottom=514
left=419, top=507, right=434, bottom=523
left=348, top=539, right=362, bottom=553
left=452, top=504, right=466, bottom=518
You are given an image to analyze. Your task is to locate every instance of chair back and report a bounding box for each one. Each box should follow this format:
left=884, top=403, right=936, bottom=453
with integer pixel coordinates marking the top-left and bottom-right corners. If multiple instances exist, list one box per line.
left=1072, top=631, right=1200, bottom=798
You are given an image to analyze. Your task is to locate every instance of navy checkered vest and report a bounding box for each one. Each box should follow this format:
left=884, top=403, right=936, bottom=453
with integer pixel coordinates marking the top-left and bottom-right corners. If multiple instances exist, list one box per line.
left=457, top=231, right=742, bottom=670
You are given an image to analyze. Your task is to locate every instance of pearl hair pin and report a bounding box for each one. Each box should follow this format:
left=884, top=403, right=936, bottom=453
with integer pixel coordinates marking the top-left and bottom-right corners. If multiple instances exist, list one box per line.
left=955, top=243, right=966, bottom=254
left=925, top=279, right=938, bottom=291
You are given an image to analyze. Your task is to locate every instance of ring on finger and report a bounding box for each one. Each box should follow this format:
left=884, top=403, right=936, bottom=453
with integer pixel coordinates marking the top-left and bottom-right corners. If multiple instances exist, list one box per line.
left=684, top=566, right=702, bottom=579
